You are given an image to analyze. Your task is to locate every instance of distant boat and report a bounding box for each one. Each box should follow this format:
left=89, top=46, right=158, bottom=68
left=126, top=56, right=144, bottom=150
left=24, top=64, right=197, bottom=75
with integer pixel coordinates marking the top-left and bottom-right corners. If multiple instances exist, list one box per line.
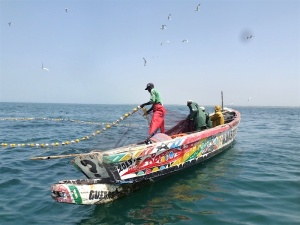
left=45, top=107, right=241, bottom=205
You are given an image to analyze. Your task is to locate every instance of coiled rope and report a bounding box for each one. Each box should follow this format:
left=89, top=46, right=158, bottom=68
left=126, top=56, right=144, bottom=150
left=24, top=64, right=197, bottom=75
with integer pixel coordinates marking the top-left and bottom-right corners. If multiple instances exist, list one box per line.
left=1, top=106, right=144, bottom=149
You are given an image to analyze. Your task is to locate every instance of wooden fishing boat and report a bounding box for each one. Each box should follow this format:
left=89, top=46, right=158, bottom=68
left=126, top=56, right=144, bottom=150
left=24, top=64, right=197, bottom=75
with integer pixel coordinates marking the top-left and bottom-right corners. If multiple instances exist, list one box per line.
left=49, top=107, right=241, bottom=205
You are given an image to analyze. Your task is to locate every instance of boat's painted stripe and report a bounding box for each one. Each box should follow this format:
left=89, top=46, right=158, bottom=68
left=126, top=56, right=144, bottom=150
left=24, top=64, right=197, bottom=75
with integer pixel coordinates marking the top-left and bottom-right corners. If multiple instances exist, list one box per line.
left=119, top=126, right=238, bottom=180
left=68, top=185, right=83, bottom=204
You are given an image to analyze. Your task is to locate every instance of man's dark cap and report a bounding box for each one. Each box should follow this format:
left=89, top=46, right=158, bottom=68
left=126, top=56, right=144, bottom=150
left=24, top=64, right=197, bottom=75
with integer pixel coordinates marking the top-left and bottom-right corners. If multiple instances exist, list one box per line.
left=145, top=83, right=154, bottom=90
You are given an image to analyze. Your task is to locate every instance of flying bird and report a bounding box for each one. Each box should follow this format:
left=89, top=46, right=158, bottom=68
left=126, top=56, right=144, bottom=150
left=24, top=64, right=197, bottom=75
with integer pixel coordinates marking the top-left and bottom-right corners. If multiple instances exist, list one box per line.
left=161, top=40, right=170, bottom=45
left=8, top=22, right=12, bottom=26
left=143, top=58, right=147, bottom=66
left=195, top=4, right=201, bottom=11
left=182, top=39, right=188, bottom=43
left=168, top=14, right=172, bottom=20
left=160, top=25, right=167, bottom=30
left=65, top=8, right=68, bottom=13
left=42, top=63, right=49, bottom=71
left=247, top=35, right=254, bottom=39
left=248, top=97, right=252, bottom=101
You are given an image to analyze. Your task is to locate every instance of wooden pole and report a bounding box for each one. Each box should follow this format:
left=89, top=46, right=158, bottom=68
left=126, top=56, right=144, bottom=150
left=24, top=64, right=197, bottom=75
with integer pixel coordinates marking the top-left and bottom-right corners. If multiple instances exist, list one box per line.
left=30, top=152, right=96, bottom=160
left=221, top=91, right=224, bottom=111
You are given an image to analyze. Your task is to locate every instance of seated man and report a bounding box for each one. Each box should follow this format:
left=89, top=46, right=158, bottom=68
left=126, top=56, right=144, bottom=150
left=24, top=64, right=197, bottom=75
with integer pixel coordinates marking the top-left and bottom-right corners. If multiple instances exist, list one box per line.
left=210, top=105, right=224, bottom=127
left=187, top=100, right=206, bottom=131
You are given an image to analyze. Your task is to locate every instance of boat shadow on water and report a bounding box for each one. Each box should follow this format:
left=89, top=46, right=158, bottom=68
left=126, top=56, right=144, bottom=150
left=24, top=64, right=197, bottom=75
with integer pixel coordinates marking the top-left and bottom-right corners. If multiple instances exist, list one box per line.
left=77, top=145, right=239, bottom=225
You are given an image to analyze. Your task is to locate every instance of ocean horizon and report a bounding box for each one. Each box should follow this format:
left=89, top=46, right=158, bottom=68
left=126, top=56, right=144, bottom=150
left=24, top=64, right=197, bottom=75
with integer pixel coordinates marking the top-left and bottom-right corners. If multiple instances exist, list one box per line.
left=1, top=101, right=299, bottom=108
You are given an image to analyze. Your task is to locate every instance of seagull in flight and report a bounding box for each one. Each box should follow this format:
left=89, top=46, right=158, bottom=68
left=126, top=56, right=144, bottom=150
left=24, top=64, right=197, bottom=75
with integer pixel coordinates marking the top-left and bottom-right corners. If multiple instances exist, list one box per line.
left=168, top=14, right=172, bottom=20
left=247, top=35, right=254, bottom=39
left=8, top=22, right=12, bottom=26
left=182, top=39, right=188, bottom=43
left=65, top=8, right=68, bottom=13
left=160, top=25, right=167, bottom=30
left=143, top=58, right=147, bottom=66
left=248, top=97, right=252, bottom=101
left=42, top=63, right=50, bottom=71
left=195, top=4, right=201, bottom=11
left=161, top=40, right=170, bottom=45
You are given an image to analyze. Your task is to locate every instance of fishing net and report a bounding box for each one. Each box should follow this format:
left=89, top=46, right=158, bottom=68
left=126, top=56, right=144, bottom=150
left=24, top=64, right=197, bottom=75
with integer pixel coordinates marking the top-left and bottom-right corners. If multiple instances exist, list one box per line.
left=111, top=107, right=189, bottom=148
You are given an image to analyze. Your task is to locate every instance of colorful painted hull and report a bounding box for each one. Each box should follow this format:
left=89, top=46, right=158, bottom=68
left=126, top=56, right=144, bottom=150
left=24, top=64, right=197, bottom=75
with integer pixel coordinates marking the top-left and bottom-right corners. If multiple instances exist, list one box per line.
left=51, top=108, right=241, bottom=205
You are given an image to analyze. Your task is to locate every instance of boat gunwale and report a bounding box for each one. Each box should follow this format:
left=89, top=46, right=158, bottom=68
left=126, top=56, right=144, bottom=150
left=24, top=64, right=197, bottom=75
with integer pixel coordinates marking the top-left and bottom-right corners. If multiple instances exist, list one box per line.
left=86, top=108, right=240, bottom=159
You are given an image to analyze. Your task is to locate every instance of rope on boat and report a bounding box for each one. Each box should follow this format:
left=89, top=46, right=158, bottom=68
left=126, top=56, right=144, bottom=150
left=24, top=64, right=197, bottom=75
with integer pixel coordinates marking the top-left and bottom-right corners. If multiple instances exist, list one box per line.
left=142, top=107, right=150, bottom=125
left=0, top=106, right=144, bottom=149
left=0, top=117, right=141, bottom=126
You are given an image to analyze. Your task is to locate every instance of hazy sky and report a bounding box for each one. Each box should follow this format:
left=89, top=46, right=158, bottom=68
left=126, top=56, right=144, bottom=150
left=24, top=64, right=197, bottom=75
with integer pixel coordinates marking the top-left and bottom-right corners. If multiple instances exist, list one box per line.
left=0, top=0, right=299, bottom=107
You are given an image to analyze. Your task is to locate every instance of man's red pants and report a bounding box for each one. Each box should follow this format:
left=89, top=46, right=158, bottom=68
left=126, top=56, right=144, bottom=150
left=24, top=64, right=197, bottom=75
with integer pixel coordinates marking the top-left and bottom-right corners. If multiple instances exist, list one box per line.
left=149, top=104, right=166, bottom=135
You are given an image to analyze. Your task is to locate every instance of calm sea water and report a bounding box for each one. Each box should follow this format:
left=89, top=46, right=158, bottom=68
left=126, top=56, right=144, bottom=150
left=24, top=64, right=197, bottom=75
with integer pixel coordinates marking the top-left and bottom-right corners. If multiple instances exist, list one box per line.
left=0, top=103, right=299, bottom=225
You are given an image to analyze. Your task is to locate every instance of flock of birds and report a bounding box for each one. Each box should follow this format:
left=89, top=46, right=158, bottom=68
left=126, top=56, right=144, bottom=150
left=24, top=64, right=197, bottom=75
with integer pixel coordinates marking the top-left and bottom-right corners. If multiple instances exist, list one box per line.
left=142, top=3, right=255, bottom=67
left=143, top=3, right=202, bottom=66
left=7, top=4, right=254, bottom=71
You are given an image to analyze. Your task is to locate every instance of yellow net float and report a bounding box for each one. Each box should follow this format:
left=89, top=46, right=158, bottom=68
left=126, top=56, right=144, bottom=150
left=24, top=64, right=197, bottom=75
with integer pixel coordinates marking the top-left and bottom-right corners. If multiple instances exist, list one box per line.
left=142, top=108, right=147, bottom=114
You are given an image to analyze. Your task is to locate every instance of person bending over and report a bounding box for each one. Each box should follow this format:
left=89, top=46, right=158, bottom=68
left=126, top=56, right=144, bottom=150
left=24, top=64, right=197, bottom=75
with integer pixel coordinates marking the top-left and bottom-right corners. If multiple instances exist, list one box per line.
left=186, top=100, right=206, bottom=131
left=140, top=83, right=166, bottom=137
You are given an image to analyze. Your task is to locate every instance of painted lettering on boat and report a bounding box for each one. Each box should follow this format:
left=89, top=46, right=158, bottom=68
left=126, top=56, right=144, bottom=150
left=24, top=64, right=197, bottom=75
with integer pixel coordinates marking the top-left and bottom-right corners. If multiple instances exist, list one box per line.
left=89, top=190, right=109, bottom=200
left=117, top=158, right=133, bottom=173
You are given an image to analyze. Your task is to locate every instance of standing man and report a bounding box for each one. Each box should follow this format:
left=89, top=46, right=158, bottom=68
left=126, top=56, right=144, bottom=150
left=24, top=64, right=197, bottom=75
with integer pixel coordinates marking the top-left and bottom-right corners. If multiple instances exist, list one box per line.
left=210, top=105, right=224, bottom=127
left=187, top=100, right=206, bottom=131
left=140, top=83, right=166, bottom=136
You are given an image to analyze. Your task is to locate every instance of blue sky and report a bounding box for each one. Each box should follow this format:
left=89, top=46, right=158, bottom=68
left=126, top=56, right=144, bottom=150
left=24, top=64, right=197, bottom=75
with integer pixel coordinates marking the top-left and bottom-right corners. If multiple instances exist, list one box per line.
left=0, top=0, right=299, bottom=106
